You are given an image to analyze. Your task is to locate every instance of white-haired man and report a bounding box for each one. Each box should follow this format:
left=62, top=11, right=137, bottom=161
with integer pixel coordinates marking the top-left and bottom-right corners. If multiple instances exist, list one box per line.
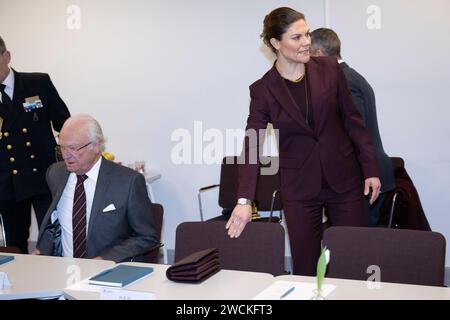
left=35, top=114, right=157, bottom=262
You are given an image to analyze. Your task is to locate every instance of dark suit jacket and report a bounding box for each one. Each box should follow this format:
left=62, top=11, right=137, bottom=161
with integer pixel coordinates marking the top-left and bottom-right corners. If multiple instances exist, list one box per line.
left=238, top=57, right=379, bottom=201
left=0, top=69, right=70, bottom=201
left=340, top=62, right=395, bottom=193
left=36, top=158, right=158, bottom=262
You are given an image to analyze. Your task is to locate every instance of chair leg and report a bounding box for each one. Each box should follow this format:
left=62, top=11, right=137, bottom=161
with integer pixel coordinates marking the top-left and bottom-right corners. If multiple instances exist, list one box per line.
left=198, top=192, right=204, bottom=221
left=388, top=193, right=398, bottom=228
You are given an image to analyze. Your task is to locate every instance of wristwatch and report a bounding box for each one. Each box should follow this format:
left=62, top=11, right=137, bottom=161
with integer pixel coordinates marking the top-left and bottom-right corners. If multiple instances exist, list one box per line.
left=237, top=198, right=252, bottom=206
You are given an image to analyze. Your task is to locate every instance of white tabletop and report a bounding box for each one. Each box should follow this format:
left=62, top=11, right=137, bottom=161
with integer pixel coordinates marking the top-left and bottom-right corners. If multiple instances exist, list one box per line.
left=6, top=254, right=447, bottom=300
left=0, top=253, right=115, bottom=300
left=276, top=275, right=450, bottom=300
left=64, top=262, right=274, bottom=300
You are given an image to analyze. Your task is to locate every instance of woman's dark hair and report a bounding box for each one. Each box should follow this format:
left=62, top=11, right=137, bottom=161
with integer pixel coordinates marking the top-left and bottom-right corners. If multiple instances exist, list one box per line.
left=261, top=7, right=306, bottom=53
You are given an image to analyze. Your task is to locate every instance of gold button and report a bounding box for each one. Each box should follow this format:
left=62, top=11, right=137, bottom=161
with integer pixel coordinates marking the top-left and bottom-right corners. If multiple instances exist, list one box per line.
left=32, top=168, right=38, bottom=172
left=30, top=154, right=35, bottom=159
left=4, top=132, right=9, bottom=137
left=9, top=157, right=15, bottom=163
left=6, top=144, right=12, bottom=150
left=12, top=169, right=18, bottom=175
left=26, top=141, right=31, bottom=147
left=22, top=128, right=28, bottom=133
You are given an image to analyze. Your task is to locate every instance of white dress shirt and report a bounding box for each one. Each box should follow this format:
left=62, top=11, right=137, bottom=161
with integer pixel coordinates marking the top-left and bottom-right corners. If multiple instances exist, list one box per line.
left=0, top=68, right=14, bottom=102
left=51, top=157, right=102, bottom=257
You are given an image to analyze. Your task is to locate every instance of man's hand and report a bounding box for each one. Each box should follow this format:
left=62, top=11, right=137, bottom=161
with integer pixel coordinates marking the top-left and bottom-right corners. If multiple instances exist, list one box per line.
left=226, top=204, right=252, bottom=238
left=31, top=248, right=40, bottom=255
left=364, top=177, right=381, bottom=205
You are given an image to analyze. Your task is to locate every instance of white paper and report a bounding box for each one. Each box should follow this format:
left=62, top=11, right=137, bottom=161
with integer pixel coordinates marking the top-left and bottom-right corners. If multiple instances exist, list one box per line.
left=99, top=287, right=156, bottom=300
left=66, top=277, right=157, bottom=300
left=0, top=271, right=12, bottom=289
left=253, top=280, right=336, bottom=300
left=66, top=278, right=104, bottom=293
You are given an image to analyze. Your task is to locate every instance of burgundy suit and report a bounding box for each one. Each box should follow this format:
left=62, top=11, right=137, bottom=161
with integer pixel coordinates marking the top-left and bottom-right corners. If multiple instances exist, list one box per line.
left=238, top=56, right=380, bottom=275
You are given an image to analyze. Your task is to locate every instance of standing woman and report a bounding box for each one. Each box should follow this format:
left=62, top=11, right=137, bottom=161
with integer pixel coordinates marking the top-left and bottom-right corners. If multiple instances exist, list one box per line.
left=226, top=7, right=381, bottom=276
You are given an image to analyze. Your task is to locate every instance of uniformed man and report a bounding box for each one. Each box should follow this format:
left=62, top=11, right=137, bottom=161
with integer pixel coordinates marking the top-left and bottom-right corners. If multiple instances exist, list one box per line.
left=0, top=36, right=70, bottom=253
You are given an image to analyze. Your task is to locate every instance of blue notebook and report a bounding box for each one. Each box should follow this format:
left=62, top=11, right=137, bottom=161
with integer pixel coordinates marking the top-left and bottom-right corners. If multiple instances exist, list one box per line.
left=0, top=255, right=15, bottom=266
left=88, top=265, right=154, bottom=287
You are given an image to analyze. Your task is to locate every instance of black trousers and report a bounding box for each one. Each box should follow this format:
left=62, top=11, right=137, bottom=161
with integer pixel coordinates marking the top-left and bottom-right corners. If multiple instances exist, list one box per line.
left=365, top=192, right=386, bottom=226
left=0, top=193, right=52, bottom=253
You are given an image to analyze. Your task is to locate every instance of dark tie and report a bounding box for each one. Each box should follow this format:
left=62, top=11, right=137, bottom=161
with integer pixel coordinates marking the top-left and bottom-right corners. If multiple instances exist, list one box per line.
left=73, top=174, right=88, bottom=258
left=0, top=84, right=12, bottom=119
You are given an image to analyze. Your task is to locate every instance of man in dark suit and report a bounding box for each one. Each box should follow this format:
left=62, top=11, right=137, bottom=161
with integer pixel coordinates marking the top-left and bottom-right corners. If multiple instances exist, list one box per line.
left=35, top=114, right=158, bottom=262
left=310, top=28, right=395, bottom=226
left=0, top=36, right=70, bottom=253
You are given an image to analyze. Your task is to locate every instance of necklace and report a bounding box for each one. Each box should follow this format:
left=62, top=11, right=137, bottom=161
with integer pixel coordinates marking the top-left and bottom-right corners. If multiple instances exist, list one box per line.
left=292, top=73, right=305, bottom=83
left=304, top=73, right=309, bottom=124
left=276, top=61, right=305, bottom=83
left=282, top=72, right=305, bottom=83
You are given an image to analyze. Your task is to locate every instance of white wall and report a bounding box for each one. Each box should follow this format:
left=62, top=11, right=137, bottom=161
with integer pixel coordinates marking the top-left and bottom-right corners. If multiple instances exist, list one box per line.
left=2, top=0, right=449, bottom=265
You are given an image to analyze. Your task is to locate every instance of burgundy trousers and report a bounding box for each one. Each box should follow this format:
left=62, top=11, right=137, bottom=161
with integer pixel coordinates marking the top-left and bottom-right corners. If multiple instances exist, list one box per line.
left=283, top=183, right=366, bottom=276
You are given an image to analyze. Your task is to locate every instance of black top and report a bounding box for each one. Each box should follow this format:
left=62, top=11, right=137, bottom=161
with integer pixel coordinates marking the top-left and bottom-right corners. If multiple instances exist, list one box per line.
left=284, top=77, right=314, bottom=129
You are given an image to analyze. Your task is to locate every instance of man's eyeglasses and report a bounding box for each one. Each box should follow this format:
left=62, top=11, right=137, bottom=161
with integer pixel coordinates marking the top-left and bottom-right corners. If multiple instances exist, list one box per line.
left=55, top=141, right=92, bottom=160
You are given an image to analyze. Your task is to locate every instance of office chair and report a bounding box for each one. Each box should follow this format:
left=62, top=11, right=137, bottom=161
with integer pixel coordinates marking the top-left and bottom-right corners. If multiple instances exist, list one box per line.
left=198, top=156, right=282, bottom=223
left=174, top=221, right=286, bottom=276
left=0, top=213, right=22, bottom=253
left=378, top=157, right=431, bottom=230
left=141, top=203, right=164, bottom=263
left=323, top=226, right=446, bottom=286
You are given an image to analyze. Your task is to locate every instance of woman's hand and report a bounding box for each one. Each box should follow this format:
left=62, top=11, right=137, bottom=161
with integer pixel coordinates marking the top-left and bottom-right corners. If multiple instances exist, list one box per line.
left=226, top=204, right=252, bottom=238
left=364, top=177, right=381, bottom=205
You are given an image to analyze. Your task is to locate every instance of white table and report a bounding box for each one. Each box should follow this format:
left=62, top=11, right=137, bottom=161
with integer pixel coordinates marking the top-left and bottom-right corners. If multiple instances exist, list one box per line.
left=276, top=275, right=450, bottom=300
left=0, top=253, right=115, bottom=300
left=64, top=262, right=274, bottom=300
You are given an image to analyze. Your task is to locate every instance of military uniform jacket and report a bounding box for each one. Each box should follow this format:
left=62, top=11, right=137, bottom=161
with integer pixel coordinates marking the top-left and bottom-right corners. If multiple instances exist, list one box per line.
left=0, top=70, right=70, bottom=201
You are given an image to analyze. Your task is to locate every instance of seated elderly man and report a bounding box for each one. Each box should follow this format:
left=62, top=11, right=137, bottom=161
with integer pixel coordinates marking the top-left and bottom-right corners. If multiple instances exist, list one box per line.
left=35, top=114, right=157, bottom=262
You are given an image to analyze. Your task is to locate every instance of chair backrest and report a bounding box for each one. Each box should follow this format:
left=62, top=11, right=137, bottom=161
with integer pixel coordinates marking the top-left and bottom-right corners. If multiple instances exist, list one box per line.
left=323, top=226, right=446, bottom=286
left=390, top=156, right=405, bottom=171
left=378, top=157, right=431, bottom=230
left=218, top=156, right=282, bottom=211
left=143, top=203, right=164, bottom=263
left=174, top=221, right=285, bottom=276
left=0, top=246, right=22, bottom=253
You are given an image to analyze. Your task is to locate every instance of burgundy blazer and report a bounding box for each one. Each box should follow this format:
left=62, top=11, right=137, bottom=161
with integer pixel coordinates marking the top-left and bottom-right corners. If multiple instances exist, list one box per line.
left=238, top=56, right=379, bottom=201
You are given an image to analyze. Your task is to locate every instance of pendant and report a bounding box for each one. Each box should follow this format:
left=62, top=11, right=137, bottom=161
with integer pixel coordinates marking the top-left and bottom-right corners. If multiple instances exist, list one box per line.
left=33, top=112, right=39, bottom=122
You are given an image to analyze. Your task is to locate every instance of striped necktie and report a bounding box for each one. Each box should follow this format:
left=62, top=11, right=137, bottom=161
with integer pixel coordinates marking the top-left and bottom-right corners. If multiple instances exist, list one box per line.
left=73, top=174, right=88, bottom=258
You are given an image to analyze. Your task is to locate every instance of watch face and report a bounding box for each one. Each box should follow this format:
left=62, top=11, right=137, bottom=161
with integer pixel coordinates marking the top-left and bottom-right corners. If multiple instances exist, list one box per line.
left=238, top=198, right=250, bottom=205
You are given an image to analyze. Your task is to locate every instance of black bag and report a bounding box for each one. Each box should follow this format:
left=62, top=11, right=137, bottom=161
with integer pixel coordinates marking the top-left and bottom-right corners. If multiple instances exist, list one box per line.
left=38, top=219, right=62, bottom=256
